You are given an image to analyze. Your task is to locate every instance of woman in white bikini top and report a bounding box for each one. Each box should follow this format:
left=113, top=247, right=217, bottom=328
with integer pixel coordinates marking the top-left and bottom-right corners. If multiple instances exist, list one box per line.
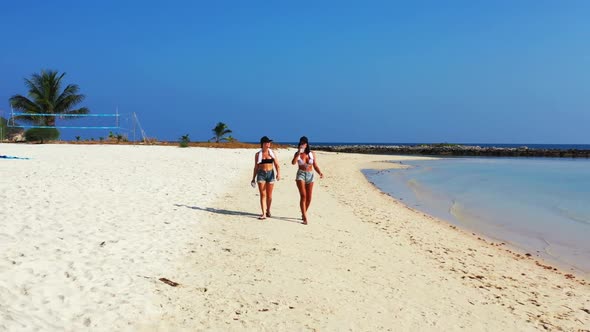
left=296, top=149, right=314, bottom=171
left=291, top=136, right=324, bottom=225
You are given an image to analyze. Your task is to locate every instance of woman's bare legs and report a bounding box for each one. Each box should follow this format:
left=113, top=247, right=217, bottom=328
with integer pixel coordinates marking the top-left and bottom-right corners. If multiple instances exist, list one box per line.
left=305, top=182, right=314, bottom=211
left=296, top=180, right=308, bottom=224
left=257, top=182, right=268, bottom=219
left=265, top=183, right=274, bottom=217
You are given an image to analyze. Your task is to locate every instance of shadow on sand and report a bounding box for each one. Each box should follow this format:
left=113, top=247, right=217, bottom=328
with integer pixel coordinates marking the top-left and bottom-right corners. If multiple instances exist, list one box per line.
left=175, top=204, right=303, bottom=224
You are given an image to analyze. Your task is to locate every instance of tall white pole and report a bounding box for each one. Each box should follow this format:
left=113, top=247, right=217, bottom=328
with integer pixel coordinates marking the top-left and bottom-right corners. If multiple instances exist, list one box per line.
left=133, top=112, right=136, bottom=144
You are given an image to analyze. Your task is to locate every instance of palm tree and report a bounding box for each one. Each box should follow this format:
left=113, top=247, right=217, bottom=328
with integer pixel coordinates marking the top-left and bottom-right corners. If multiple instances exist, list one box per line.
left=211, top=122, right=232, bottom=143
left=179, top=134, right=190, bottom=147
left=9, top=70, right=89, bottom=127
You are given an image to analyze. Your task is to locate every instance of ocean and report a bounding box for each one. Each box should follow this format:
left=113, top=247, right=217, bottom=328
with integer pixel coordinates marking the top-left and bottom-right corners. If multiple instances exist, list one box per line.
left=362, top=157, right=590, bottom=275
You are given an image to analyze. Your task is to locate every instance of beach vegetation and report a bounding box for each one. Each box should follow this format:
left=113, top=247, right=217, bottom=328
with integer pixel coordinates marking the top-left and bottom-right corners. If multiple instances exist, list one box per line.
left=9, top=70, right=90, bottom=130
left=0, top=117, right=6, bottom=140
left=108, top=131, right=126, bottom=143
left=1, top=117, right=24, bottom=141
left=179, top=134, right=190, bottom=147
left=0, top=117, right=9, bottom=140
left=211, top=122, right=232, bottom=143
left=24, top=127, right=59, bottom=143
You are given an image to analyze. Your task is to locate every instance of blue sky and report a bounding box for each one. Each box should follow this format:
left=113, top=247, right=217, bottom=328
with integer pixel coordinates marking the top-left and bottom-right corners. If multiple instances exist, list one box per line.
left=1, top=1, right=589, bottom=143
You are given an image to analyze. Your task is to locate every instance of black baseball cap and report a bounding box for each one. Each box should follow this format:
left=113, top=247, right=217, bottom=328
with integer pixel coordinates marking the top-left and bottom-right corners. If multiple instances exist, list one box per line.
left=260, top=136, right=273, bottom=143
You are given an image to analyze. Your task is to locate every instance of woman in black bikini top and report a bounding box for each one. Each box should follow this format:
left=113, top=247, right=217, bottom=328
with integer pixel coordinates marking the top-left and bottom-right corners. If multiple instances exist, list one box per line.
left=251, top=136, right=280, bottom=220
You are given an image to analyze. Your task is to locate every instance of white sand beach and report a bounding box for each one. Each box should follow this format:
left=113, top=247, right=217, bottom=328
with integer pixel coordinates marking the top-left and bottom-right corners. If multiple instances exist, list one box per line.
left=0, top=144, right=588, bottom=331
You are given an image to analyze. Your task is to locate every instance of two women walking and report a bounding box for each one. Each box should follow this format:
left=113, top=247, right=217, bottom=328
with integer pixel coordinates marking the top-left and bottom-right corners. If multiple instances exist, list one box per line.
left=252, top=136, right=323, bottom=225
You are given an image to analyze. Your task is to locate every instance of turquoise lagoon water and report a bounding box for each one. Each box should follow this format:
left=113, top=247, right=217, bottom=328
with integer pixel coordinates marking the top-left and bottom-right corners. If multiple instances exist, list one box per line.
left=363, top=157, right=590, bottom=274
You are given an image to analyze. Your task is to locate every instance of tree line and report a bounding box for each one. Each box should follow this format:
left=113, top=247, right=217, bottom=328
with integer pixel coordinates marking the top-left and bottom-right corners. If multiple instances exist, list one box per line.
left=2, top=70, right=234, bottom=144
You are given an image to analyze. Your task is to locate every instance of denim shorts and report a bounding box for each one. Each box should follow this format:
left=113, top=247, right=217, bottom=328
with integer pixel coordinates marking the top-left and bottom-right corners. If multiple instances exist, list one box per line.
left=296, top=169, right=314, bottom=184
left=257, top=169, right=276, bottom=183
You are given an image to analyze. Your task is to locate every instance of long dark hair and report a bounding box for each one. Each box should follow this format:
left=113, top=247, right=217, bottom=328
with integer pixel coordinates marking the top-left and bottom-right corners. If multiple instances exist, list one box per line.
left=299, top=136, right=311, bottom=154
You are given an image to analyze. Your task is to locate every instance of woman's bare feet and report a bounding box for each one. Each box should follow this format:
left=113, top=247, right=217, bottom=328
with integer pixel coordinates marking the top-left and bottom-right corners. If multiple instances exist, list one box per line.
left=258, top=214, right=266, bottom=220
left=302, top=214, right=308, bottom=225
left=266, top=211, right=272, bottom=218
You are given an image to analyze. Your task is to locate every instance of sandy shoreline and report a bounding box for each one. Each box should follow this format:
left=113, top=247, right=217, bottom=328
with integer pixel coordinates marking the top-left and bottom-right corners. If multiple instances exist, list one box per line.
left=1, top=144, right=588, bottom=331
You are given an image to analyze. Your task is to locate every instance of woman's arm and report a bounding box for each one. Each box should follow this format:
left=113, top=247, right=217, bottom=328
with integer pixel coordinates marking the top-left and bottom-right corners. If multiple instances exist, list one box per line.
left=291, top=150, right=299, bottom=165
left=252, top=152, right=259, bottom=182
left=312, top=153, right=324, bottom=178
left=273, top=154, right=281, bottom=181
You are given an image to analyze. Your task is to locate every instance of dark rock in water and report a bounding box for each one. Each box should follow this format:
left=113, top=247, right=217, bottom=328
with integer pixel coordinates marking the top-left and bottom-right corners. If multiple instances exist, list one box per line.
left=312, top=144, right=590, bottom=158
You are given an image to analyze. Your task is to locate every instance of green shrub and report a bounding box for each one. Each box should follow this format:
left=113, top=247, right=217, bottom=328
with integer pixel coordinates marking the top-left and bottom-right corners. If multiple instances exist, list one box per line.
left=0, top=117, right=22, bottom=140
left=25, top=128, right=60, bottom=143
left=0, top=117, right=7, bottom=140
left=179, top=134, right=190, bottom=148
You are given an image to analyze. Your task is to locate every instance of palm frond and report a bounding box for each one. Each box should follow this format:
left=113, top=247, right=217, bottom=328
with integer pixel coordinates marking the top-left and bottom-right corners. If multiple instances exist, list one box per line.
left=55, top=85, right=86, bottom=113
left=64, top=107, right=90, bottom=115
left=11, top=70, right=89, bottom=125
left=24, top=78, right=45, bottom=104
left=9, top=95, right=40, bottom=112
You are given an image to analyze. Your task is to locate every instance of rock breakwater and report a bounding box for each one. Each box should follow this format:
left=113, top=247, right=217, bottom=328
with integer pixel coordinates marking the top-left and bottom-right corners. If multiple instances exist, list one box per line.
left=313, top=145, right=590, bottom=158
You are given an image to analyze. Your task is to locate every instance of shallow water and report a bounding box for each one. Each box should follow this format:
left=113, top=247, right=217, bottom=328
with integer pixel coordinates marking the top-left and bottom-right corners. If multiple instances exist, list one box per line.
left=363, top=157, right=590, bottom=274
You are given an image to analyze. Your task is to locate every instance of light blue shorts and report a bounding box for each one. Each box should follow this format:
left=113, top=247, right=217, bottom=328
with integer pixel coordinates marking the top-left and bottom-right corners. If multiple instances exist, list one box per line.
left=296, top=169, right=314, bottom=184
left=257, top=169, right=276, bottom=183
